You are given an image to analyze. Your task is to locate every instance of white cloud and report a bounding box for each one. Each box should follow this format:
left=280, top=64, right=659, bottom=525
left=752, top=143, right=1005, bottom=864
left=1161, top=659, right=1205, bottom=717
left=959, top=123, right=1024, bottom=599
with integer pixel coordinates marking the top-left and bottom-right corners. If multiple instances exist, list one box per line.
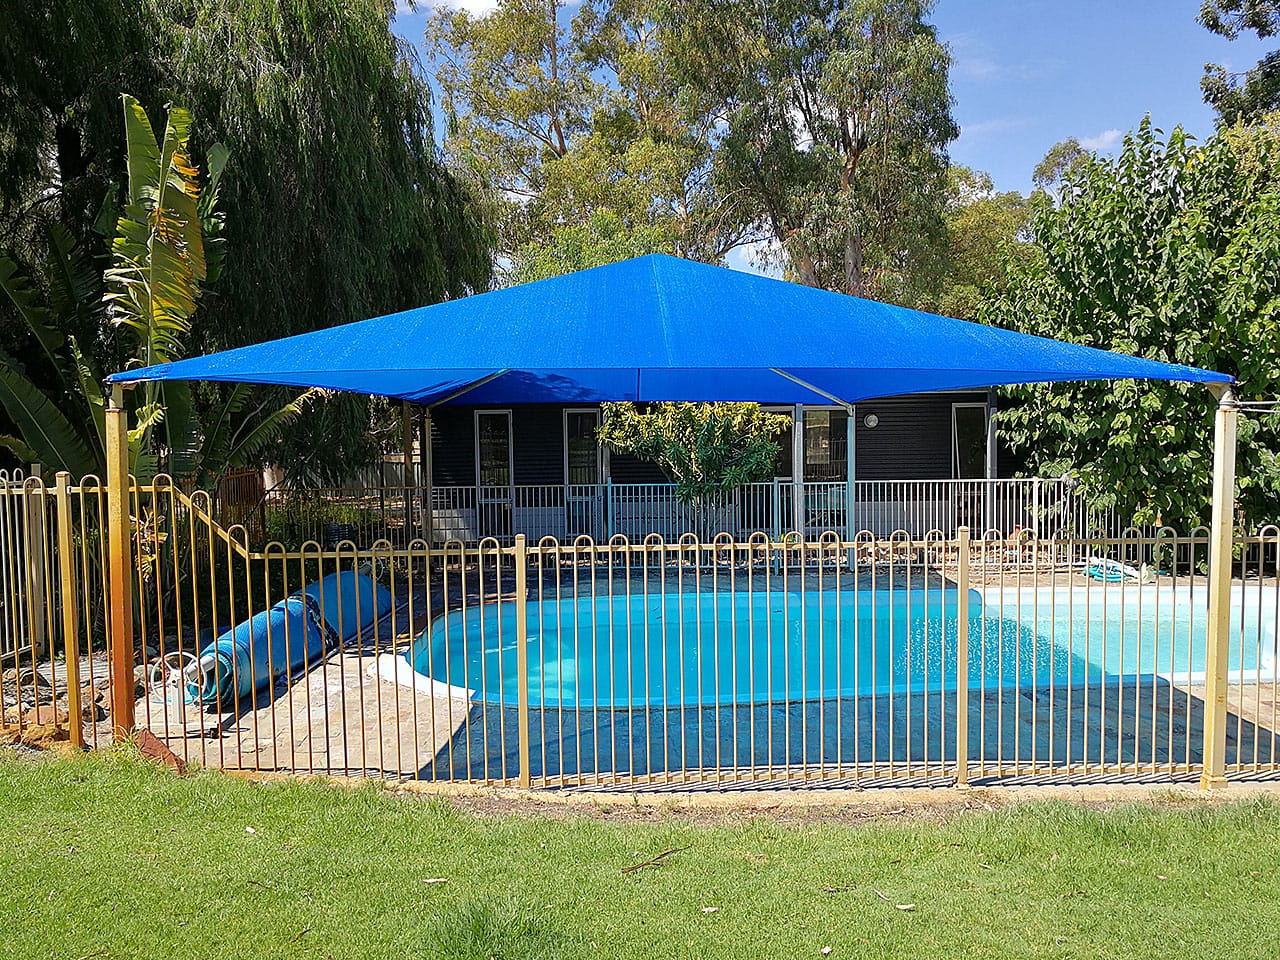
left=946, top=34, right=1055, bottom=85
left=1080, top=129, right=1123, bottom=152
left=957, top=117, right=1025, bottom=140
left=400, top=0, right=501, bottom=15
left=726, top=238, right=784, bottom=278
left=952, top=56, right=1001, bottom=81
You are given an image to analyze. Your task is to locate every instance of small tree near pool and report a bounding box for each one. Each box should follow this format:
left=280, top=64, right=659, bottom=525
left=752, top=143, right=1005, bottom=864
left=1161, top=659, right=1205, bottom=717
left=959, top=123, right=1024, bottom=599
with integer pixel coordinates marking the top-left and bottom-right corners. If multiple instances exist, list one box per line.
left=598, top=402, right=791, bottom=506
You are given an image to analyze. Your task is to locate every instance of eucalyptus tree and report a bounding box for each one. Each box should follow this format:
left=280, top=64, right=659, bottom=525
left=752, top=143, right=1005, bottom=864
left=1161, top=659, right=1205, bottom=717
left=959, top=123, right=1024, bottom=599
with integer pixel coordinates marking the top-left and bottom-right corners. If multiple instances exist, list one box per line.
left=984, top=117, right=1280, bottom=530
left=922, top=166, right=1034, bottom=321
left=660, top=0, right=957, bottom=303
left=427, top=0, right=750, bottom=268
left=1200, top=0, right=1280, bottom=124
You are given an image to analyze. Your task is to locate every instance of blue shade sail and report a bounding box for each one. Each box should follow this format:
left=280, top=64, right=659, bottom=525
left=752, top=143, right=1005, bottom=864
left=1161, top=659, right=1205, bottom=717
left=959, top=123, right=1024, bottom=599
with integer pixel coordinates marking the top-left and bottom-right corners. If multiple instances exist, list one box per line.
left=108, top=254, right=1230, bottom=403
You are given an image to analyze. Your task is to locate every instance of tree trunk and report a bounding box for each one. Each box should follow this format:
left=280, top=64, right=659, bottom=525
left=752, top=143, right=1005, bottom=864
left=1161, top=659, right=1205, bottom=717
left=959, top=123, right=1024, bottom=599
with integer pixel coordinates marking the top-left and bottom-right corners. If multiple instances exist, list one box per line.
left=791, top=245, right=822, bottom=288
left=843, top=231, right=868, bottom=298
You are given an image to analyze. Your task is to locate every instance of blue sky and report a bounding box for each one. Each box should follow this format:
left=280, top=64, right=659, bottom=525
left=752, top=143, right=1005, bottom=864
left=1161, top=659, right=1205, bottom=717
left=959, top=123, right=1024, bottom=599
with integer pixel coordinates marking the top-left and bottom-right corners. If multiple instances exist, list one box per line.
left=936, top=1, right=1273, bottom=193
left=393, top=0, right=1273, bottom=195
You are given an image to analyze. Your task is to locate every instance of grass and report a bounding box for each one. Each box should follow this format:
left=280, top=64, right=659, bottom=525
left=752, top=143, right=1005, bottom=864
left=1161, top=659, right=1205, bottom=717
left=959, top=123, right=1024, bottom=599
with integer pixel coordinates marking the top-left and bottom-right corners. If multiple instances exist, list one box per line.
left=3, top=752, right=1280, bottom=959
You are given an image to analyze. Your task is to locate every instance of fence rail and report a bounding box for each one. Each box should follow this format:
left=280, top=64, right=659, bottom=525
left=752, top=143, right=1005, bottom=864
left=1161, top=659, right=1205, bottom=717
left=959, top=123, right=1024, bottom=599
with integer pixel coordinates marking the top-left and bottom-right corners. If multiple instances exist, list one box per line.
left=246, top=477, right=1118, bottom=549
left=2, top=470, right=1275, bottom=790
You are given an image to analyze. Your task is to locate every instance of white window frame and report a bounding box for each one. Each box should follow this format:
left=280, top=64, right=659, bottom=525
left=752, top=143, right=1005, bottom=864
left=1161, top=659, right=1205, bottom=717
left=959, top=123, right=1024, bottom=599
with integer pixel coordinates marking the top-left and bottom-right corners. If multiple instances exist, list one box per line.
left=474, top=409, right=514, bottom=497
left=800, top=404, right=853, bottom=483
left=951, top=401, right=990, bottom=480
left=562, top=407, right=605, bottom=486
left=763, top=405, right=796, bottom=480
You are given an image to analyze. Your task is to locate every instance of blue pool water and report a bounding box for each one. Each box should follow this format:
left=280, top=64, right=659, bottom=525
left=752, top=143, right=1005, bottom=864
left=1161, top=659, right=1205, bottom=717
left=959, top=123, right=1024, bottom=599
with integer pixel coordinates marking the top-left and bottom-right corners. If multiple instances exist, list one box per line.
left=408, top=586, right=1278, bottom=709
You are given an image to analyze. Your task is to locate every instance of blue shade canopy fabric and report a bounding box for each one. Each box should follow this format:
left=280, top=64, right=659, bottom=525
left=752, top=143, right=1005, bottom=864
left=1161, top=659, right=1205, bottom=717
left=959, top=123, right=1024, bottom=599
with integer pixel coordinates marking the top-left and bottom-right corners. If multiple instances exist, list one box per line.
left=108, top=254, right=1231, bottom=404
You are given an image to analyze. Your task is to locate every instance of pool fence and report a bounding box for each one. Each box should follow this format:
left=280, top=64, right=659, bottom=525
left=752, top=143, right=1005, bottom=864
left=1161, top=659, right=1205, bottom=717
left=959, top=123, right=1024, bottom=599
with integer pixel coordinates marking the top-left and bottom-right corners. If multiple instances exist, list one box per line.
left=2, top=469, right=1277, bottom=789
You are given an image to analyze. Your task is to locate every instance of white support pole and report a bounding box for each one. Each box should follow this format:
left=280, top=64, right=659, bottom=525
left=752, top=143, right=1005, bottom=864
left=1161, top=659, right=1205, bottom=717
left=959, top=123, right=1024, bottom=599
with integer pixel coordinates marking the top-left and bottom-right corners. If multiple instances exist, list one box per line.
left=401, top=401, right=414, bottom=536
left=792, top=404, right=805, bottom=537
left=422, top=409, right=434, bottom=547
left=1201, top=384, right=1238, bottom=790
left=845, top=408, right=855, bottom=541
left=985, top=388, right=998, bottom=480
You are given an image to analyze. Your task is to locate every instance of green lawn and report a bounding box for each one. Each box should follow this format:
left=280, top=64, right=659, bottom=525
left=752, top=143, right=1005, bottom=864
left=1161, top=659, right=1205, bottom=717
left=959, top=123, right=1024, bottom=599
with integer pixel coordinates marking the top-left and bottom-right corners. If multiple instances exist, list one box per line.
left=3, top=752, right=1280, bottom=959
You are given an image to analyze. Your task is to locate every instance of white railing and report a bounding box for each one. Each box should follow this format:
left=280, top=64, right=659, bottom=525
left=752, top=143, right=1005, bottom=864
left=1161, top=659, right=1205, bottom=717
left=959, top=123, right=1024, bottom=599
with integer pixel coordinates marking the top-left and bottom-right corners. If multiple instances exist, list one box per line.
left=249, top=477, right=1116, bottom=547
left=418, top=478, right=1116, bottom=546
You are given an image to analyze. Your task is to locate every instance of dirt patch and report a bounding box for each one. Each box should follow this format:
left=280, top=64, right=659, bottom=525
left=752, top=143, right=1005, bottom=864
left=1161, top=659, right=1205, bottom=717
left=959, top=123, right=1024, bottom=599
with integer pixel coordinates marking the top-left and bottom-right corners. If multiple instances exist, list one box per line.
left=223, top=766, right=1280, bottom=827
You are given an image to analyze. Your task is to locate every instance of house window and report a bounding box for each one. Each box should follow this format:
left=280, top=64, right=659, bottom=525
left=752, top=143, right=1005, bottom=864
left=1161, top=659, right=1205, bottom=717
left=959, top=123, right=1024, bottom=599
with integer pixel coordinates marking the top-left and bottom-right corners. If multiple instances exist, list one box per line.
left=952, top=403, right=988, bottom=479
left=564, top=409, right=602, bottom=485
left=475, top=411, right=512, bottom=487
left=803, top=408, right=848, bottom=482
left=767, top=407, right=794, bottom=478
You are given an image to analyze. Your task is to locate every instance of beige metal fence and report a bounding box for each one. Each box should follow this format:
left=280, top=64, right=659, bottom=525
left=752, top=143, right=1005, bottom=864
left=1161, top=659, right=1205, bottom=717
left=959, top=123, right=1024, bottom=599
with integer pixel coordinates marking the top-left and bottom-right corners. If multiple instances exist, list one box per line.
left=3, top=472, right=1276, bottom=788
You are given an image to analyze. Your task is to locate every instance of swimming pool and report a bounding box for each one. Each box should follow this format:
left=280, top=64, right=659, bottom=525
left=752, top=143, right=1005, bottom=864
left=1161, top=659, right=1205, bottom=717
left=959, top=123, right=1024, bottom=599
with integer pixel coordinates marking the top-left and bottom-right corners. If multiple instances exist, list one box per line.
left=407, top=584, right=1278, bottom=709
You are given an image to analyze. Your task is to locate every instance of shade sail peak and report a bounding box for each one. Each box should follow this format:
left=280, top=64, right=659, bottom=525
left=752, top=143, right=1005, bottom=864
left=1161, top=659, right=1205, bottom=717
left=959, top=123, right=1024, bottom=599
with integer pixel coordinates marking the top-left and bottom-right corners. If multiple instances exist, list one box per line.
left=107, top=253, right=1231, bottom=403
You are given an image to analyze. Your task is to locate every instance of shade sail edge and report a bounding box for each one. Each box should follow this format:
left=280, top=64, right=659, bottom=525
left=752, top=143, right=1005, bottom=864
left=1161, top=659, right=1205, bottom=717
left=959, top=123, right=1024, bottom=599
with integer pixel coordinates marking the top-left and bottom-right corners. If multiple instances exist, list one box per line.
left=104, top=253, right=1233, bottom=404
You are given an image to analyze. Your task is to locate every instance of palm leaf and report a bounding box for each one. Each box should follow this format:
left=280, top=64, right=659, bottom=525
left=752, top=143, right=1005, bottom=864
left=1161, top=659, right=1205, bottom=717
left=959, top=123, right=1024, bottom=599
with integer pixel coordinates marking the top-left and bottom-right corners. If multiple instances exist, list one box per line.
left=0, top=358, right=99, bottom=476
left=224, top=389, right=319, bottom=467
left=162, top=380, right=202, bottom=479
left=0, top=254, right=64, bottom=374
left=200, top=383, right=252, bottom=469
left=68, top=336, right=106, bottom=464
left=0, top=436, right=40, bottom=464
left=121, top=94, right=162, bottom=208
left=44, top=223, right=100, bottom=329
left=107, top=95, right=206, bottom=371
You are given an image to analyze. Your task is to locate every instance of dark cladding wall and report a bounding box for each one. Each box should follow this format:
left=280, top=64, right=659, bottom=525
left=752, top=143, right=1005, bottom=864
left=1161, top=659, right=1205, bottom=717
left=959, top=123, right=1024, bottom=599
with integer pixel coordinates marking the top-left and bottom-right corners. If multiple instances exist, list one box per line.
left=854, top=392, right=985, bottom=481
left=430, top=392, right=993, bottom=486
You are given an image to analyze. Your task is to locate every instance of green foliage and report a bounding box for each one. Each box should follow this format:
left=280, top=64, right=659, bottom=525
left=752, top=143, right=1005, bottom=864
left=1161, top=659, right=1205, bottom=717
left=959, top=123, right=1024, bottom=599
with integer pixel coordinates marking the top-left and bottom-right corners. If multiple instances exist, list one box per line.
left=1201, top=1, right=1280, bottom=124
left=598, top=401, right=790, bottom=503
left=0, top=97, right=307, bottom=483
left=0, top=0, right=164, bottom=264
left=511, top=210, right=671, bottom=283
left=262, top=498, right=378, bottom=548
left=661, top=0, right=957, bottom=302
left=105, top=94, right=224, bottom=474
left=1, top=0, right=491, bottom=482
left=1031, top=138, right=1089, bottom=192
left=173, top=0, right=491, bottom=351
left=983, top=117, right=1280, bottom=530
left=920, top=166, right=1035, bottom=320
left=0, top=224, right=107, bottom=475
left=428, top=0, right=742, bottom=268
left=430, top=0, right=959, bottom=302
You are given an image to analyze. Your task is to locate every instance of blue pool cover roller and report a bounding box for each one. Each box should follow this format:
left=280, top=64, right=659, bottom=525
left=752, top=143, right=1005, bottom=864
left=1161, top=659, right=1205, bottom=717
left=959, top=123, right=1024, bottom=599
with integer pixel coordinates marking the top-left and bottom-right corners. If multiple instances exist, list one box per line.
left=190, top=571, right=392, bottom=708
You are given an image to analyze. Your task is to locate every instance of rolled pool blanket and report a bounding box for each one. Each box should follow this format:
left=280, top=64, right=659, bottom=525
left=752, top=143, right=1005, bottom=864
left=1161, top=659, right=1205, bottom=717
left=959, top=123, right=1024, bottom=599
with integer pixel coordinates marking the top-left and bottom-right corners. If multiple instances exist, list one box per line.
left=189, top=570, right=392, bottom=709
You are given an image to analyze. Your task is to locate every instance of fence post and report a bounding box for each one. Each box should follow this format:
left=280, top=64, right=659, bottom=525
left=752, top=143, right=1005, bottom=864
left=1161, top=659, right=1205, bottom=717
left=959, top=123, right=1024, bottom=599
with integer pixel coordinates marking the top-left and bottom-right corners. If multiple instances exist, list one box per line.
left=956, top=525, right=971, bottom=786
left=23, top=466, right=48, bottom=657
left=54, top=472, right=84, bottom=749
left=513, top=534, right=532, bottom=787
left=105, top=385, right=136, bottom=738
left=605, top=478, right=614, bottom=540
left=1201, top=385, right=1238, bottom=790
left=1032, top=478, right=1042, bottom=539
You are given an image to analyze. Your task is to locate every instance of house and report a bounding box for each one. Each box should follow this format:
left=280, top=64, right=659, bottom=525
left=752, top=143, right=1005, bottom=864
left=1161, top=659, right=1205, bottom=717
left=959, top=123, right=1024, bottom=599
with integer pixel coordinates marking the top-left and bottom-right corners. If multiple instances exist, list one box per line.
left=421, top=390, right=1026, bottom=544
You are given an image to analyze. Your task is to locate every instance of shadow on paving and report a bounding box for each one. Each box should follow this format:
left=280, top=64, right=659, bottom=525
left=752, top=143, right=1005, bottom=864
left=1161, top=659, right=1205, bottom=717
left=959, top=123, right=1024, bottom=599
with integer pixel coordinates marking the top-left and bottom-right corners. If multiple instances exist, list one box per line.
left=419, top=679, right=1280, bottom=785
